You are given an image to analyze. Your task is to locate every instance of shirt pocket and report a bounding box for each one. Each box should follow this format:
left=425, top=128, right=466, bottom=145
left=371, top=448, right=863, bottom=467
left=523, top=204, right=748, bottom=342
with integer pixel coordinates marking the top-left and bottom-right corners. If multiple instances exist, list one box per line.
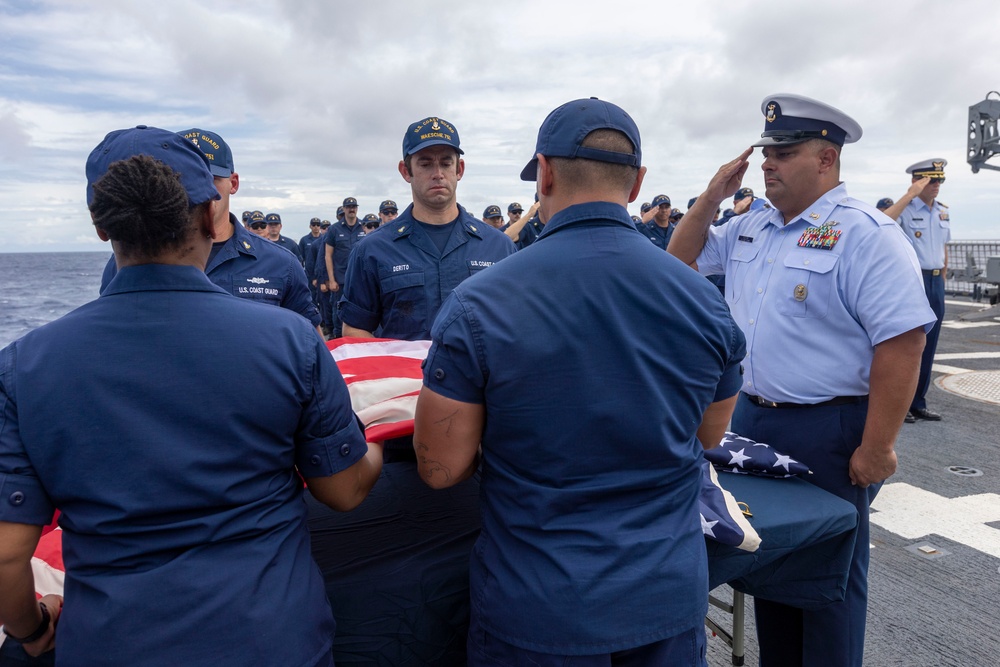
left=379, top=269, right=428, bottom=333
left=726, top=241, right=761, bottom=303
left=775, top=251, right=839, bottom=319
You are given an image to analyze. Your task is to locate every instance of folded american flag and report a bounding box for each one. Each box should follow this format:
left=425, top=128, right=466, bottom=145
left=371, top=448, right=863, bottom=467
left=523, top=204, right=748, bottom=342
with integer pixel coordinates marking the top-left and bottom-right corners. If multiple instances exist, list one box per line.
left=705, top=431, right=811, bottom=478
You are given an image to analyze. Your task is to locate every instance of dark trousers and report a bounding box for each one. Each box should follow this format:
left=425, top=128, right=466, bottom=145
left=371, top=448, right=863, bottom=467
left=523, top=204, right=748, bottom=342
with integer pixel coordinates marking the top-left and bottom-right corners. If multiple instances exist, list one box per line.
left=911, top=272, right=945, bottom=411
left=317, top=289, right=335, bottom=333
left=468, top=612, right=707, bottom=667
left=733, top=394, right=876, bottom=667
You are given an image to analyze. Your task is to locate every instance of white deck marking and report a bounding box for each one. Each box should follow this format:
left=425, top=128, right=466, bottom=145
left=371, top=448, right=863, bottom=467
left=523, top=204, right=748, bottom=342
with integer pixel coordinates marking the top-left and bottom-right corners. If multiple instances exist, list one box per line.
left=871, top=483, right=1000, bottom=559
left=932, top=364, right=971, bottom=375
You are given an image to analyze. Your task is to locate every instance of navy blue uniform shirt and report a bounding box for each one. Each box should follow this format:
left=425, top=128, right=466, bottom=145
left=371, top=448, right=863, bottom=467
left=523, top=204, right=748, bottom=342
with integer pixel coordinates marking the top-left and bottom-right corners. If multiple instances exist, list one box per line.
left=101, top=214, right=320, bottom=326
left=423, top=201, right=745, bottom=654
left=338, top=203, right=515, bottom=340
left=324, top=219, right=367, bottom=285
left=0, top=264, right=366, bottom=666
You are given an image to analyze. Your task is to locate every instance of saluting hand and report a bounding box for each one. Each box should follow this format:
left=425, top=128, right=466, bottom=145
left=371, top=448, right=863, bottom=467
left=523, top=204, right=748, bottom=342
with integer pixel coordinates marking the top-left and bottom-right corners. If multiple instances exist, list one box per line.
left=906, top=176, right=931, bottom=199
left=704, top=147, right=753, bottom=203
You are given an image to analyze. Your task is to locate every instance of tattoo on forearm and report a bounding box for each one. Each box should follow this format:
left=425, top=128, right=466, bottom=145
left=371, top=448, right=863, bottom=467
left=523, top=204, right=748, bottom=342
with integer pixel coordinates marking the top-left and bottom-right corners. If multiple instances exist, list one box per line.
left=418, top=456, right=452, bottom=483
left=435, top=409, right=460, bottom=436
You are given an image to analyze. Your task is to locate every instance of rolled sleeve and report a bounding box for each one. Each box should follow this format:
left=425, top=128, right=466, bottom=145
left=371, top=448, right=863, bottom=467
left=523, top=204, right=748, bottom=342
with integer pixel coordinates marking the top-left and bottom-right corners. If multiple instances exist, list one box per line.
left=422, top=294, right=485, bottom=404
left=339, top=249, right=380, bottom=332
left=295, top=338, right=367, bottom=477
left=0, top=347, right=55, bottom=525
left=715, top=317, right=747, bottom=401
left=295, top=417, right=367, bottom=477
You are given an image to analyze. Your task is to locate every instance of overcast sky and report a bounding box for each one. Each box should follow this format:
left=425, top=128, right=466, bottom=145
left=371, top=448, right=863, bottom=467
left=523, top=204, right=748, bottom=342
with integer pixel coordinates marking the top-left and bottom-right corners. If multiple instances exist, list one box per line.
left=1, top=0, right=998, bottom=252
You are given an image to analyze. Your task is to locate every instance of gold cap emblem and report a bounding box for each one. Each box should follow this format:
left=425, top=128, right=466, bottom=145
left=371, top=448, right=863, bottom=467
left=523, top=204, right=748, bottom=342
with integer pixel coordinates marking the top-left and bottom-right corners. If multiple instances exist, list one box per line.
left=915, top=231, right=922, bottom=238
left=766, top=103, right=777, bottom=123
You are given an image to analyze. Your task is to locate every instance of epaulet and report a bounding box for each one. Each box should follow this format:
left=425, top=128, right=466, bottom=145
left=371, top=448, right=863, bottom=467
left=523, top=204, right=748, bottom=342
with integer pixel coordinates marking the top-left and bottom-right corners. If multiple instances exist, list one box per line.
left=837, top=197, right=888, bottom=227
left=938, top=201, right=948, bottom=208
left=461, top=217, right=484, bottom=238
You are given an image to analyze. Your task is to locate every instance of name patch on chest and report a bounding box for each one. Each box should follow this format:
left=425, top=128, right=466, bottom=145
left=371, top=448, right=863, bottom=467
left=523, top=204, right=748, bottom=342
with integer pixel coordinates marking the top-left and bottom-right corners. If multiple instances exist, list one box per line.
left=738, top=235, right=754, bottom=243
left=392, top=264, right=411, bottom=272
left=469, top=260, right=494, bottom=268
left=797, top=225, right=842, bottom=251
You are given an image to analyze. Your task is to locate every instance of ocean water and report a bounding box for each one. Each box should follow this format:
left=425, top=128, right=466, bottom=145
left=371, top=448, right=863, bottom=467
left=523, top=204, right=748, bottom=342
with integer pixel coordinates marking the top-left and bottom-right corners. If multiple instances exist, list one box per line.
left=0, top=252, right=111, bottom=348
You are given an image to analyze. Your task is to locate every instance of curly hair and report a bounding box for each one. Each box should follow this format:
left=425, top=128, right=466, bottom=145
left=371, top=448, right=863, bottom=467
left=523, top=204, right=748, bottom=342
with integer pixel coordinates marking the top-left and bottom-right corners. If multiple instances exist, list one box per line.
left=89, top=154, right=204, bottom=257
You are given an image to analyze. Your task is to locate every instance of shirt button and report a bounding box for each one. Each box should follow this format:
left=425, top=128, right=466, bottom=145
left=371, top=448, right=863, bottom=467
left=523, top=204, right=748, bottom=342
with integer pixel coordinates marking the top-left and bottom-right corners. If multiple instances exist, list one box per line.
left=748, top=319, right=754, bottom=325
left=9, top=491, right=25, bottom=506
left=803, top=259, right=811, bottom=265
left=756, top=288, right=763, bottom=294
left=310, top=455, right=321, bottom=466
left=340, top=444, right=351, bottom=457
left=767, top=258, right=774, bottom=264
left=433, top=368, right=446, bottom=381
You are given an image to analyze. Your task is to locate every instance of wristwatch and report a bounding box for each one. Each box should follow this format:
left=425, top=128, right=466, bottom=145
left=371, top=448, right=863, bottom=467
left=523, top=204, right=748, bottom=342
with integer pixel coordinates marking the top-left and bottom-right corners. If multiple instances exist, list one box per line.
left=4, top=602, right=50, bottom=644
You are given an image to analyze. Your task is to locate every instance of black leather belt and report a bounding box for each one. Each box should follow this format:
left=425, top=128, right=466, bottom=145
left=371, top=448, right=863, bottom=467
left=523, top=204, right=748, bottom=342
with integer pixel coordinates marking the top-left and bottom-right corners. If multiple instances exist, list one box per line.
left=743, top=393, right=868, bottom=409
left=921, top=269, right=943, bottom=277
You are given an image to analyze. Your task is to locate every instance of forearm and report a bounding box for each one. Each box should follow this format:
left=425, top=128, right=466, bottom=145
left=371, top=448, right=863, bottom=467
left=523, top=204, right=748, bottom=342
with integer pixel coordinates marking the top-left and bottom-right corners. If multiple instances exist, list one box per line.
left=697, top=395, right=738, bottom=450
left=0, top=522, right=42, bottom=637
left=862, top=328, right=925, bottom=454
left=504, top=216, right=530, bottom=241
left=667, top=197, right=720, bottom=266
left=306, top=442, right=383, bottom=511
left=342, top=323, right=374, bottom=338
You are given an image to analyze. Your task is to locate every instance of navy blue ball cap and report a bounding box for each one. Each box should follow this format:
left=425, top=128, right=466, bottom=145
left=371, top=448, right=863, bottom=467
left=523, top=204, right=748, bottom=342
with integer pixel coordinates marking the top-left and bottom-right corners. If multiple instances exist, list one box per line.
left=249, top=211, right=265, bottom=223
left=379, top=199, right=398, bottom=213
left=670, top=209, right=684, bottom=221
left=652, top=194, right=671, bottom=208
left=86, top=125, right=220, bottom=207
left=640, top=202, right=651, bottom=213
left=687, top=197, right=698, bottom=209
left=483, top=205, right=502, bottom=218
left=734, top=187, right=754, bottom=202
left=178, top=128, right=234, bottom=178
left=265, top=213, right=281, bottom=224
left=241, top=210, right=251, bottom=221
left=753, top=93, right=862, bottom=148
left=362, top=213, right=379, bottom=223
left=402, top=116, right=463, bottom=157
left=343, top=197, right=358, bottom=207
left=520, top=97, right=641, bottom=181
left=876, top=197, right=895, bottom=210
left=507, top=202, right=523, bottom=213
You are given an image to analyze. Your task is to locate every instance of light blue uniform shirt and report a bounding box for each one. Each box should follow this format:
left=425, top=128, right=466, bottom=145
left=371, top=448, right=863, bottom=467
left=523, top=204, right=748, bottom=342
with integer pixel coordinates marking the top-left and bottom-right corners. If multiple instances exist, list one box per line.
left=696, top=183, right=935, bottom=404
left=897, top=197, right=951, bottom=269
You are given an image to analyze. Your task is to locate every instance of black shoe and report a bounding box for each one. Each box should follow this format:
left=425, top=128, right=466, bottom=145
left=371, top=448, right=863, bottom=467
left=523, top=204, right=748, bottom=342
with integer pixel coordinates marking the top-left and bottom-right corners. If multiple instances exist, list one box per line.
left=910, top=408, right=942, bottom=421
left=904, top=411, right=916, bottom=424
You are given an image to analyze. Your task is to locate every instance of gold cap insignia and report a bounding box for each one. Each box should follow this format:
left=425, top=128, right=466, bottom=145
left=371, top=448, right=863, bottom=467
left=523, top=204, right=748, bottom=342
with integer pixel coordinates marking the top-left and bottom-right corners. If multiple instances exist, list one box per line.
left=431, top=121, right=441, bottom=131
left=766, top=103, right=777, bottom=123
left=794, top=284, right=808, bottom=302
left=242, top=241, right=251, bottom=249
left=809, top=213, right=820, bottom=220
left=397, top=226, right=406, bottom=233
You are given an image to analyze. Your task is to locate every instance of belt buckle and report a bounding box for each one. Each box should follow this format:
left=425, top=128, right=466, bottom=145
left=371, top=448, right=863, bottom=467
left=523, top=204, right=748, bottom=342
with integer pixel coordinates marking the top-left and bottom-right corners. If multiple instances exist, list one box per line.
left=932, top=269, right=941, bottom=276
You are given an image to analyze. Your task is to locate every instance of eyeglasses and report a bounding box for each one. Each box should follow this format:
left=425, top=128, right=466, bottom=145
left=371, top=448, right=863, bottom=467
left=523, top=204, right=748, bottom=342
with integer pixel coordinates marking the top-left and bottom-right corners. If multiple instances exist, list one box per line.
left=320, top=224, right=331, bottom=229
left=310, top=222, right=321, bottom=227
left=930, top=177, right=945, bottom=184
left=249, top=222, right=267, bottom=230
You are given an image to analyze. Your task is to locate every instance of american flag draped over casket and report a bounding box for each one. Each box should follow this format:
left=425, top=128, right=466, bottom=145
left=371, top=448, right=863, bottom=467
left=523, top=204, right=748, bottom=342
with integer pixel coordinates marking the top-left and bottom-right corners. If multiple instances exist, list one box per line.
left=8, top=337, right=762, bottom=647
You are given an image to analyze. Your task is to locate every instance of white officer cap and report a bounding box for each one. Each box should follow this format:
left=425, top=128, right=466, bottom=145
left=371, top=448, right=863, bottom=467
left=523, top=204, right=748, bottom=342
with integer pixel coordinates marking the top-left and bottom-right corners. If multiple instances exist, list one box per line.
left=752, top=93, right=862, bottom=147
left=906, top=158, right=948, bottom=177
